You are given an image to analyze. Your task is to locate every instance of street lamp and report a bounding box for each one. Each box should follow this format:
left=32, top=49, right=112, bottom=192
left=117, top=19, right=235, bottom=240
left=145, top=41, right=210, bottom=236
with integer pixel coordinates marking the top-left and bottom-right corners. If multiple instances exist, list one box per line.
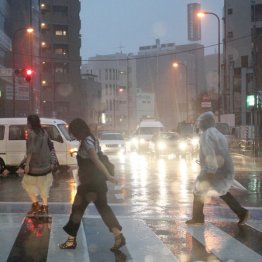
left=172, top=62, right=189, bottom=121
left=197, top=11, right=221, bottom=121
left=12, top=27, right=34, bottom=117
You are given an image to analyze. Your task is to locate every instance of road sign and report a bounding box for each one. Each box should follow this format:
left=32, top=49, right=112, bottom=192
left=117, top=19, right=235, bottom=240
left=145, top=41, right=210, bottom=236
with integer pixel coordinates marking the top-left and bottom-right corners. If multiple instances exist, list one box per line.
left=202, top=95, right=211, bottom=101
left=201, top=101, right=212, bottom=108
left=0, top=68, right=12, bottom=77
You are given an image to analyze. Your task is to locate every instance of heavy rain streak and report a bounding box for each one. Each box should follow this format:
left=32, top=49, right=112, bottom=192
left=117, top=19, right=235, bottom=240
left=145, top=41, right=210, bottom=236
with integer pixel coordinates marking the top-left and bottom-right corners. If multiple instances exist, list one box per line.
left=0, top=1, right=261, bottom=262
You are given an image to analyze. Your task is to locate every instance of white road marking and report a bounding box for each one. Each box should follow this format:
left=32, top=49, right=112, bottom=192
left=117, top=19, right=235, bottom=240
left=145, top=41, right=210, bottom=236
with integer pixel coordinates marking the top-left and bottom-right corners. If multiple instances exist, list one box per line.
left=119, top=218, right=179, bottom=262
left=0, top=214, right=24, bottom=261
left=185, top=223, right=262, bottom=262
left=114, top=194, right=124, bottom=200
left=47, top=215, right=90, bottom=262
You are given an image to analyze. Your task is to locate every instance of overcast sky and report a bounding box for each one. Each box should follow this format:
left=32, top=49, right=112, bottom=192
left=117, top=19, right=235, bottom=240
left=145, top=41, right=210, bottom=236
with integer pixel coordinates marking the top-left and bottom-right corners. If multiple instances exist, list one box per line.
left=80, top=0, right=223, bottom=60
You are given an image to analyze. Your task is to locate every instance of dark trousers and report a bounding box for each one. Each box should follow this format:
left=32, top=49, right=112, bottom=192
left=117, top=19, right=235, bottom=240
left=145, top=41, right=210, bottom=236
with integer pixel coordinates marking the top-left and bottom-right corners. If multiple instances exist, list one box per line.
left=192, top=192, right=247, bottom=221
left=63, top=185, right=122, bottom=237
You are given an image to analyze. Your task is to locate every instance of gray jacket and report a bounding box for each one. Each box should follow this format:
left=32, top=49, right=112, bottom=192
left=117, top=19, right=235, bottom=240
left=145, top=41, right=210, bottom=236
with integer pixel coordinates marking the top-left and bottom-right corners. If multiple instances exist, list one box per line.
left=26, top=129, right=52, bottom=175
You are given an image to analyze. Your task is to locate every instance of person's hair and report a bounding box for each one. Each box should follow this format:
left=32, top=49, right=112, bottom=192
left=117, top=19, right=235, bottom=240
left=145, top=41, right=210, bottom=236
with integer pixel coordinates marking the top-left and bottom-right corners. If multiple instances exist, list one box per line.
left=69, top=118, right=95, bottom=141
left=27, top=114, right=42, bottom=133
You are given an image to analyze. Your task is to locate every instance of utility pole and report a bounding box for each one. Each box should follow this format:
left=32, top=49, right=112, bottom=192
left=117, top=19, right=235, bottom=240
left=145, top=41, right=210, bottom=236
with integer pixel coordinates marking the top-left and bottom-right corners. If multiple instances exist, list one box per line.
left=252, top=24, right=260, bottom=157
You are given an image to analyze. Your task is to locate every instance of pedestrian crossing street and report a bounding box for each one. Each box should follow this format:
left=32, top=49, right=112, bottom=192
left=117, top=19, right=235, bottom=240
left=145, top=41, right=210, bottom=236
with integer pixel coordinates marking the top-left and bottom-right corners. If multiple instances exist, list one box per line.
left=0, top=203, right=261, bottom=262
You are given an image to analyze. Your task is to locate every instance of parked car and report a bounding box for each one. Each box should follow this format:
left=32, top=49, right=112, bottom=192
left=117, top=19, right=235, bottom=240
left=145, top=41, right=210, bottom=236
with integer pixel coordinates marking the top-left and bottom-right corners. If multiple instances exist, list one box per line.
left=99, top=132, right=126, bottom=154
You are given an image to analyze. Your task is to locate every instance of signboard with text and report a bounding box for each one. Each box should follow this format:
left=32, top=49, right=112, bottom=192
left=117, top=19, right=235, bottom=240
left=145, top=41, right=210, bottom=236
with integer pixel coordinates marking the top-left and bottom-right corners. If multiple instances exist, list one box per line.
left=6, top=86, right=29, bottom=100
left=0, top=68, right=12, bottom=77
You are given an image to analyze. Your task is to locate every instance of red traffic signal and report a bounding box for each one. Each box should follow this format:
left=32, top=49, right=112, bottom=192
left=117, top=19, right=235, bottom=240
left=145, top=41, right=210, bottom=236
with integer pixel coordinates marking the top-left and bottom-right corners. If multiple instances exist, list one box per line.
left=14, top=68, right=33, bottom=82
left=23, top=68, right=33, bottom=82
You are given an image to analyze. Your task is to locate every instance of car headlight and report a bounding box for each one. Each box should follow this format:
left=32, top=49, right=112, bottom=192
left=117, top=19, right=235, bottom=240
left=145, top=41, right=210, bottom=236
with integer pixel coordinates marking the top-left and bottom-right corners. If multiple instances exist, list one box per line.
left=179, top=141, right=188, bottom=151
left=131, top=138, right=138, bottom=146
left=157, top=141, right=166, bottom=150
left=69, top=148, right=78, bottom=157
left=191, top=137, right=199, bottom=146
left=100, top=144, right=106, bottom=150
left=139, top=138, right=145, bottom=144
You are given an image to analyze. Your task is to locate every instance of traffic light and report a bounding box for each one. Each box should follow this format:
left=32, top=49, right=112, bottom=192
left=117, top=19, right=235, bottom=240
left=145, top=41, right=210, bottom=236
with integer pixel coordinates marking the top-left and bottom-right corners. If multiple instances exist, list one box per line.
left=14, top=68, right=33, bottom=82
left=23, top=68, right=33, bottom=82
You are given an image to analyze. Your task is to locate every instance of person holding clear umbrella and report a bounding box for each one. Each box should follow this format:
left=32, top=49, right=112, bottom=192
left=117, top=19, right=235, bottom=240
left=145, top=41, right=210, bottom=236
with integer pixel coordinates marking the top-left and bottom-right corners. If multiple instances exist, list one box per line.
left=186, top=111, right=249, bottom=225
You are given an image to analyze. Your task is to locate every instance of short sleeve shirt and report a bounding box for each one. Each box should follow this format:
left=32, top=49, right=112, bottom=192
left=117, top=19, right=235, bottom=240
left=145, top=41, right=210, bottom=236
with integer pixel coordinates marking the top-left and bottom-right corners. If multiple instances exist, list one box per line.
left=78, top=136, right=96, bottom=159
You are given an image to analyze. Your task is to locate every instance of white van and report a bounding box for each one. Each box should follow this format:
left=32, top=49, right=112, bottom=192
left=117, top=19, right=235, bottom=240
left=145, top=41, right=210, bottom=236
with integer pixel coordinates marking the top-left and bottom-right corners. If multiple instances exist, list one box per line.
left=0, top=118, right=79, bottom=173
left=129, top=119, right=165, bottom=152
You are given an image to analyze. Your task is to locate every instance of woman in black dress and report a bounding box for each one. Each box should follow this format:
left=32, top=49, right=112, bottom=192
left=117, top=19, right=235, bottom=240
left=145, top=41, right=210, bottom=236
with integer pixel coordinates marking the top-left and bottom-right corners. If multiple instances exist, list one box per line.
left=59, top=118, right=126, bottom=251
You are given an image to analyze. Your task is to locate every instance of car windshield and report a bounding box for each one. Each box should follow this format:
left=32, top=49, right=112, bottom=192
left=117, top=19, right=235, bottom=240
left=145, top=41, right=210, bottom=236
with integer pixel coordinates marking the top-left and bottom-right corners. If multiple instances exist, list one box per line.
left=215, top=123, right=230, bottom=135
left=138, top=127, right=163, bottom=135
left=57, top=124, right=72, bottom=141
left=159, top=132, right=179, bottom=140
left=100, top=133, right=124, bottom=140
left=179, top=125, right=194, bottom=136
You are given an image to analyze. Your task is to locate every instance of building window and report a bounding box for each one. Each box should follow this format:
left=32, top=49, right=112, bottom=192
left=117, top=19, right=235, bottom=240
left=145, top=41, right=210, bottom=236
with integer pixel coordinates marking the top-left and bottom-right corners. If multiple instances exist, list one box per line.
left=113, top=69, right=115, bottom=80
left=241, top=56, right=248, bottom=67
left=109, top=69, right=112, bottom=80
left=251, top=4, right=262, bottom=22
left=105, top=69, right=108, bottom=80
left=228, top=8, right=233, bottom=15
left=54, top=45, right=69, bottom=56
left=53, top=25, right=68, bottom=36
left=54, top=63, right=69, bottom=73
left=53, top=5, right=68, bottom=16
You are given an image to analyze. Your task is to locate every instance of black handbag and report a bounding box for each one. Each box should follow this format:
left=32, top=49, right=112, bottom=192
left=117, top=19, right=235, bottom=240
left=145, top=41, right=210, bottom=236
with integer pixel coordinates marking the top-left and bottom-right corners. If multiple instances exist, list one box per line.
left=86, top=137, right=115, bottom=178
left=98, top=151, right=115, bottom=177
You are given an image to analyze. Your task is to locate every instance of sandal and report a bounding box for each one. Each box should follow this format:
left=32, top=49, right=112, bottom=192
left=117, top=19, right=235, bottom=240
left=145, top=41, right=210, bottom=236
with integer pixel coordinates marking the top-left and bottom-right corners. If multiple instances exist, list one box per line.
left=59, top=237, right=77, bottom=249
left=111, top=233, right=126, bottom=251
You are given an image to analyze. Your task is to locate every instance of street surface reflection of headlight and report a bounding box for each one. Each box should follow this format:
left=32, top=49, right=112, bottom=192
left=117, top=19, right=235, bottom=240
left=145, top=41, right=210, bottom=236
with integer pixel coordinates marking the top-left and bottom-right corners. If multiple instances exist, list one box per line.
left=157, top=141, right=166, bottom=150
left=179, top=141, right=187, bottom=151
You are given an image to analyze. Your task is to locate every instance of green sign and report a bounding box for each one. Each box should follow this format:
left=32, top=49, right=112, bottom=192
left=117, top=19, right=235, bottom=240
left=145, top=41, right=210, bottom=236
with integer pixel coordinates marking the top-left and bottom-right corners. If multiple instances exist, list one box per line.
left=246, top=95, right=255, bottom=107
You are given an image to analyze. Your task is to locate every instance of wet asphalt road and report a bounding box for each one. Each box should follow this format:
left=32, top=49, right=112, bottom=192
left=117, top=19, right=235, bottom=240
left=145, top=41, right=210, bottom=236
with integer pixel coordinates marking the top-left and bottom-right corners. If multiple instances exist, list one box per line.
left=0, top=152, right=262, bottom=261
left=0, top=151, right=261, bottom=209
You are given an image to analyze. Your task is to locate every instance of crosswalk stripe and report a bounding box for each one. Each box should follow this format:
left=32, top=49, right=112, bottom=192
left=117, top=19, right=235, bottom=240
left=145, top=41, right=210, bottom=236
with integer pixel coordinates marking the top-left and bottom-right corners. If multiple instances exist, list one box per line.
left=185, top=223, right=262, bottom=262
left=7, top=216, right=52, bottom=261
left=248, top=221, right=262, bottom=232
left=47, top=215, right=90, bottom=262
left=212, top=221, right=262, bottom=256
left=1, top=212, right=262, bottom=261
left=0, top=214, right=24, bottom=262
left=119, top=218, right=179, bottom=262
